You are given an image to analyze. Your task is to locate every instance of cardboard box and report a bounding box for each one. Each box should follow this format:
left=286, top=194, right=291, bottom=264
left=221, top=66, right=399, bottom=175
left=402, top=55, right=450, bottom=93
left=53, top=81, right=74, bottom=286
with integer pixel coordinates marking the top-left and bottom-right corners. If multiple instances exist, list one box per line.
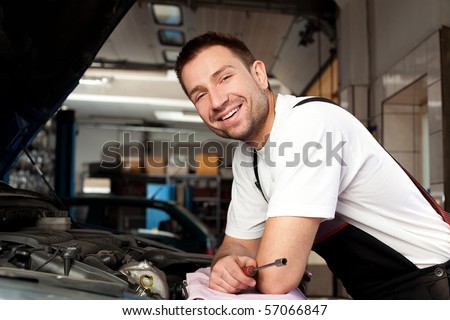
left=195, top=153, right=219, bottom=175
left=121, top=156, right=142, bottom=174
left=167, top=153, right=189, bottom=175
left=82, top=177, right=111, bottom=194
left=144, top=155, right=166, bottom=175
left=167, top=163, right=189, bottom=175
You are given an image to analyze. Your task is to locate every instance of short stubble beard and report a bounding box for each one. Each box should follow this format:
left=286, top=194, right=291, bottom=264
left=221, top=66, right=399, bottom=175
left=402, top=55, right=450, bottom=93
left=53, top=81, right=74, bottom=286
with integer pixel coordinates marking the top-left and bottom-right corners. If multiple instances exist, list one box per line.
left=209, top=88, right=269, bottom=144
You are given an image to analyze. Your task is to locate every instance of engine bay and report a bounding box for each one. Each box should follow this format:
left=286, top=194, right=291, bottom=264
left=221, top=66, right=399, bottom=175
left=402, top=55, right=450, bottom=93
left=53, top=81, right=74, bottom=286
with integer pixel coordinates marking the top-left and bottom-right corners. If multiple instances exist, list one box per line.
left=0, top=184, right=212, bottom=299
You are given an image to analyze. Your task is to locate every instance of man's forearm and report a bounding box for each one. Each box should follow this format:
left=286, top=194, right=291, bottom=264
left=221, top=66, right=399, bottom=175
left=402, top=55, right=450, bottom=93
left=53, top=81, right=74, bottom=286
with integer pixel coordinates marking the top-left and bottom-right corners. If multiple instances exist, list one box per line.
left=211, top=236, right=259, bottom=267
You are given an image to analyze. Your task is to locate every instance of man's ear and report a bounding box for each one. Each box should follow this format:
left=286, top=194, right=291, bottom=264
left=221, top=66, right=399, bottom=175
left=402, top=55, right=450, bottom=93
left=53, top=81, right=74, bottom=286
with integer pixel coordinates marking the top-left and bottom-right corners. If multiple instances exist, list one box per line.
left=251, top=60, right=269, bottom=90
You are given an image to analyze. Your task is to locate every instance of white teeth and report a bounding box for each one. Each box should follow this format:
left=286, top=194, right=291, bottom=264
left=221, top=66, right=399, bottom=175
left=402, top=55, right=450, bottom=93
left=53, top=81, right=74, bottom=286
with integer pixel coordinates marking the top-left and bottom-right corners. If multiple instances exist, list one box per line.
left=222, top=108, right=239, bottom=120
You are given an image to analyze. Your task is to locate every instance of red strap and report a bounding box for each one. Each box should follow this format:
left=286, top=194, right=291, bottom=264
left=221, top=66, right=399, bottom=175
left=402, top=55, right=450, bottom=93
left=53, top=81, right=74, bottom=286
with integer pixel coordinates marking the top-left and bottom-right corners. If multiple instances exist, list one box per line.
left=401, top=165, right=450, bottom=225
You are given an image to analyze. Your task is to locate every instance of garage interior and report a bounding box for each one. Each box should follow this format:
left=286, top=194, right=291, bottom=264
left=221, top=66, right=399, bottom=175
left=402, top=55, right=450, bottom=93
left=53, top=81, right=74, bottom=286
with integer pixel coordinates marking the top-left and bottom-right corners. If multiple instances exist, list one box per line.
left=4, top=0, right=450, bottom=299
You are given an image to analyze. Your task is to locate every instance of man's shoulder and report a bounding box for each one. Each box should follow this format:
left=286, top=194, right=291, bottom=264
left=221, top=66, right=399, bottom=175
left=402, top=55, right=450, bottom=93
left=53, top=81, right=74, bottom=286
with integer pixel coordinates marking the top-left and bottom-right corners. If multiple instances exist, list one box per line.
left=276, top=95, right=354, bottom=126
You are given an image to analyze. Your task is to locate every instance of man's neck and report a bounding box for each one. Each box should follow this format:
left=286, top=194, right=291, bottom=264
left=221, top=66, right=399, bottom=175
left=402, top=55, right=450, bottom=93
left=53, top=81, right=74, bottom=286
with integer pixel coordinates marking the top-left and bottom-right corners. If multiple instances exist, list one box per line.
left=246, top=92, right=277, bottom=150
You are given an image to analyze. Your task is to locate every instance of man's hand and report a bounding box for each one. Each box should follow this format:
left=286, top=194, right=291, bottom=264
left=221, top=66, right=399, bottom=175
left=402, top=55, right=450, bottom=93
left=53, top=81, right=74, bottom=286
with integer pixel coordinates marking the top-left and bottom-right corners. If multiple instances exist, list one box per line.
left=209, top=255, right=257, bottom=293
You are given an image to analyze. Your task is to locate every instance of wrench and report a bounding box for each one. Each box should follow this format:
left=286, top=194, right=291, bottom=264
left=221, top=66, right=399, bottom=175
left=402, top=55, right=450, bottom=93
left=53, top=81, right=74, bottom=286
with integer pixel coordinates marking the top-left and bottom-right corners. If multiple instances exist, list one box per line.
left=242, top=258, right=288, bottom=277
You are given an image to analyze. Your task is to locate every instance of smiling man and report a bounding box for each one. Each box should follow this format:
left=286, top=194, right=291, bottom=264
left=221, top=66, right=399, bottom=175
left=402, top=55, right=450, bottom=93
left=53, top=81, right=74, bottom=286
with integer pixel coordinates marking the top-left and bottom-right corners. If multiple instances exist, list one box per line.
left=175, top=32, right=450, bottom=299
left=180, top=43, right=274, bottom=146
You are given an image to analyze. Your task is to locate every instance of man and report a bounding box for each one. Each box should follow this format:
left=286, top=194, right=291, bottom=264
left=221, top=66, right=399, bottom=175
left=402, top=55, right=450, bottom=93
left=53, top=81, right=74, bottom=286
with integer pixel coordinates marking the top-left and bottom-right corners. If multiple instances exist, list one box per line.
left=175, top=32, right=450, bottom=299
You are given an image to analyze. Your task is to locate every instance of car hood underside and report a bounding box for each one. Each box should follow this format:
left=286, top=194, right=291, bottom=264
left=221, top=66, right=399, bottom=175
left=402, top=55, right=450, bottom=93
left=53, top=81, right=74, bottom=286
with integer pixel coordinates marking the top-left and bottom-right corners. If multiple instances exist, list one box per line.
left=0, top=0, right=136, bottom=177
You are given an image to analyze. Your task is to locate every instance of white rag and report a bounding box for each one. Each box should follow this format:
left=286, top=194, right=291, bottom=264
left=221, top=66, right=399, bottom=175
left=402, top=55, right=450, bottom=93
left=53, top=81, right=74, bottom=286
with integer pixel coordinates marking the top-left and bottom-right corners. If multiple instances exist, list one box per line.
left=185, top=267, right=306, bottom=300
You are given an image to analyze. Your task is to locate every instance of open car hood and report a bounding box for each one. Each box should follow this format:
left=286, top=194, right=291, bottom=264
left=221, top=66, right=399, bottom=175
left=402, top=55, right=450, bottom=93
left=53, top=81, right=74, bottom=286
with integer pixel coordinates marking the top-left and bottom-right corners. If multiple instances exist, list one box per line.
left=0, top=0, right=136, bottom=177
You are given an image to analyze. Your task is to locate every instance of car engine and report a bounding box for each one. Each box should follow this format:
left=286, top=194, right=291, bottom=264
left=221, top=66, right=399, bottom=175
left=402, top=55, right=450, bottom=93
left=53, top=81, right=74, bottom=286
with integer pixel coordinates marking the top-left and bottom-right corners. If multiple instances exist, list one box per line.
left=0, top=183, right=212, bottom=299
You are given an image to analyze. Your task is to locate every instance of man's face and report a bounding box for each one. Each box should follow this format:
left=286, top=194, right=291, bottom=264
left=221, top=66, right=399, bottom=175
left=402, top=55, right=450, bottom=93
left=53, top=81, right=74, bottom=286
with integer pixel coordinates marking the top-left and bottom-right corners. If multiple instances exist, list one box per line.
left=181, top=45, right=270, bottom=143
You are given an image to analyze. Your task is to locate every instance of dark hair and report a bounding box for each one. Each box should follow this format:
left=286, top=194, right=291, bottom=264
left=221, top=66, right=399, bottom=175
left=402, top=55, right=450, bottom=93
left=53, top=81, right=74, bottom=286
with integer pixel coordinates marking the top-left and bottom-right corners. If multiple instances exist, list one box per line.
left=175, top=31, right=257, bottom=94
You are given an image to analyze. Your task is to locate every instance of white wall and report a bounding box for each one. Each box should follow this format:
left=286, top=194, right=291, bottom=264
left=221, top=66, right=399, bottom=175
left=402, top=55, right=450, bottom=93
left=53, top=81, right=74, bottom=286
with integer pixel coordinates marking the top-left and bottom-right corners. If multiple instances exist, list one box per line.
left=336, top=0, right=449, bottom=203
left=336, top=0, right=370, bottom=88
left=337, top=0, right=450, bottom=87
left=367, top=0, right=448, bottom=79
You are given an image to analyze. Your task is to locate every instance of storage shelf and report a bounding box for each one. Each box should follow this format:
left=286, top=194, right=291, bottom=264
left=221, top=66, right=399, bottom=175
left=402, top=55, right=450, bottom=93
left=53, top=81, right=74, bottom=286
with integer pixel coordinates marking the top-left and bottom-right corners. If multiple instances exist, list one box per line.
left=83, top=171, right=229, bottom=237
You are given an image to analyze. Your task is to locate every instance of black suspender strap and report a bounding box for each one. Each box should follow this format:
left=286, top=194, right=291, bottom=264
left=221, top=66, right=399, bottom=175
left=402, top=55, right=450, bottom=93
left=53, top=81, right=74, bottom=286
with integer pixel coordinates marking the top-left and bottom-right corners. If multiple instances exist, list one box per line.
left=292, top=96, right=339, bottom=108
left=253, top=150, right=268, bottom=203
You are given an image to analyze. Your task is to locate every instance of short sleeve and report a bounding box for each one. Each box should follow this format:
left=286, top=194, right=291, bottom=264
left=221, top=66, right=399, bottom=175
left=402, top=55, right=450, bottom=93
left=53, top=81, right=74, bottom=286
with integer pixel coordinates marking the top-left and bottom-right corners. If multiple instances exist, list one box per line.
left=225, top=143, right=268, bottom=239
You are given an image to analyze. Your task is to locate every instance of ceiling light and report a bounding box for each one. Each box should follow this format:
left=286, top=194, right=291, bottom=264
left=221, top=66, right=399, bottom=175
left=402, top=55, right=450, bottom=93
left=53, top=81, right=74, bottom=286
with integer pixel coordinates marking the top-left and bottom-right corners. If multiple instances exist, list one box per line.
left=158, top=29, right=185, bottom=46
left=66, top=93, right=194, bottom=109
left=155, top=111, right=203, bottom=123
left=163, top=49, right=180, bottom=63
left=79, top=76, right=111, bottom=86
left=151, top=3, right=182, bottom=26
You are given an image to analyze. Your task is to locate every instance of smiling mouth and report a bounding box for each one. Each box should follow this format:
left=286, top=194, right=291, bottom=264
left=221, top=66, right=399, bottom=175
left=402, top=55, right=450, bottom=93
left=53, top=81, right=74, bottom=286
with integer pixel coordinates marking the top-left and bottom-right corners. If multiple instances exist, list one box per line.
left=221, top=107, right=239, bottom=121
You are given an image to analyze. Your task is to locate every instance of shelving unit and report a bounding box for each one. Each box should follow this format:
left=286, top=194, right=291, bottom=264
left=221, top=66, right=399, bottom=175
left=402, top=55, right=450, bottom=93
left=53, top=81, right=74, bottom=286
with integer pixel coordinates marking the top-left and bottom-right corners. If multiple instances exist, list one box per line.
left=81, top=169, right=230, bottom=237
left=8, top=120, right=56, bottom=195
left=167, top=174, right=223, bottom=236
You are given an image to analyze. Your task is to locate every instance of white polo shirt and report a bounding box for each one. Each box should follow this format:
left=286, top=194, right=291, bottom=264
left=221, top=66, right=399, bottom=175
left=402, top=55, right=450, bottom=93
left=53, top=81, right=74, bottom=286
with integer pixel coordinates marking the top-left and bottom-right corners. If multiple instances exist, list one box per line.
left=226, top=94, right=450, bottom=269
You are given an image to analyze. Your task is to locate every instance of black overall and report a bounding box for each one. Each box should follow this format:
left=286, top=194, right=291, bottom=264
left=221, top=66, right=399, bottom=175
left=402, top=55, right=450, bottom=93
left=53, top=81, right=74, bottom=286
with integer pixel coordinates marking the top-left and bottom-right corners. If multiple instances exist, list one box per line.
left=252, top=97, right=450, bottom=299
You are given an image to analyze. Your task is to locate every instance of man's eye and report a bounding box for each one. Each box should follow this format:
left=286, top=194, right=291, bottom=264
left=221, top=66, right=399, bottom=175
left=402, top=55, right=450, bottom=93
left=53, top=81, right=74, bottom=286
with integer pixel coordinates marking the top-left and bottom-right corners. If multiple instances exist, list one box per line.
left=196, top=93, right=206, bottom=101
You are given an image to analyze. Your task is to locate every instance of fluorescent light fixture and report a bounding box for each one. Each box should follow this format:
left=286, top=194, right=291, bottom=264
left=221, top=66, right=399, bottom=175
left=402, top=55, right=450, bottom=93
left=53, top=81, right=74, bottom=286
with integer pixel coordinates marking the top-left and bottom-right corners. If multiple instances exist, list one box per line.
left=79, top=76, right=111, bottom=86
left=67, top=93, right=194, bottom=109
left=81, top=68, right=177, bottom=81
left=151, top=4, right=182, bottom=26
left=155, top=110, right=203, bottom=123
left=163, top=49, right=180, bottom=63
left=158, top=29, right=185, bottom=46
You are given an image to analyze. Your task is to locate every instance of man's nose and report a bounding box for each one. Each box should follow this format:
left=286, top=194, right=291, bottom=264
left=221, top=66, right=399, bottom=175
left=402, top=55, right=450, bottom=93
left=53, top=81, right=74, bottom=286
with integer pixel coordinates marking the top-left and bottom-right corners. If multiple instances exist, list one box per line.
left=209, top=88, right=228, bottom=110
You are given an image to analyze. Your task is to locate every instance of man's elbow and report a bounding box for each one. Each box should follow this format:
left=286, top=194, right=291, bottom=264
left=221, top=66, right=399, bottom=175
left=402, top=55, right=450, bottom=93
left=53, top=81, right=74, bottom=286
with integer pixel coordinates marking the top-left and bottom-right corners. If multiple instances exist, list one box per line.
left=256, top=273, right=300, bottom=294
